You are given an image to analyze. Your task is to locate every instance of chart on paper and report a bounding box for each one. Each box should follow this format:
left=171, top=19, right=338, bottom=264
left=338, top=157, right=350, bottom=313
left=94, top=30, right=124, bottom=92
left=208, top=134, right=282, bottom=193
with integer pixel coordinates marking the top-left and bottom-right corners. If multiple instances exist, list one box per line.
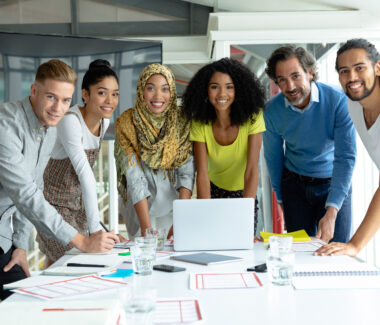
left=292, top=238, right=326, bottom=252
left=14, top=275, right=127, bottom=300
left=190, top=272, right=263, bottom=289
left=155, top=299, right=202, bottom=323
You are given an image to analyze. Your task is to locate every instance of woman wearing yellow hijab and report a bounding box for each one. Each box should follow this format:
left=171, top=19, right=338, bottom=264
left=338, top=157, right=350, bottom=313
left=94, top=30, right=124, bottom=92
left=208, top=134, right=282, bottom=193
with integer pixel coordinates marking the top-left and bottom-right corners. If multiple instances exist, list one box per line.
left=115, top=63, right=195, bottom=238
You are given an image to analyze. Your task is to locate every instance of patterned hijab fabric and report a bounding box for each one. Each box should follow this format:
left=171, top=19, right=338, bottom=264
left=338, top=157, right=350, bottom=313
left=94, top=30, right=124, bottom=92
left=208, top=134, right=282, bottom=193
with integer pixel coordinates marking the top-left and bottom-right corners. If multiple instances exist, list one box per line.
left=115, top=63, right=192, bottom=202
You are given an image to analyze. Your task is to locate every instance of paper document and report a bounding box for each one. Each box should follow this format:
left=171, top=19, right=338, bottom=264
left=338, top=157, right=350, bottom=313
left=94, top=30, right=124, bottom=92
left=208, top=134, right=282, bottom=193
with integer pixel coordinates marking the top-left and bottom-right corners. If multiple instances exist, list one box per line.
left=190, top=272, right=263, bottom=289
left=292, top=263, right=380, bottom=289
left=260, top=230, right=310, bottom=242
left=66, top=246, right=130, bottom=255
left=0, top=298, right=121, bottom=325
left=114, top=241, right=134, bottom=249
left=4, top=276, right=75, bottom=290
left=122, top=251, right=174, bottom=264
left=155, top=299, right=202, bottom=323
left=13, top=275, right=127, bottom=300
left=42, top=254, right=126, bottom=276
left=292, top=238, right=326, bottom=252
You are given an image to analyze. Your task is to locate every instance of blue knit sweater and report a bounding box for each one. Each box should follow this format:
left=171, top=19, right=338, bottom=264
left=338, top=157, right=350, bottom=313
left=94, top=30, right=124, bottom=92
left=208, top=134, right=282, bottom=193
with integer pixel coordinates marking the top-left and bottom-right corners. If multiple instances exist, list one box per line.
left=263, top=82, right=356, bottom=210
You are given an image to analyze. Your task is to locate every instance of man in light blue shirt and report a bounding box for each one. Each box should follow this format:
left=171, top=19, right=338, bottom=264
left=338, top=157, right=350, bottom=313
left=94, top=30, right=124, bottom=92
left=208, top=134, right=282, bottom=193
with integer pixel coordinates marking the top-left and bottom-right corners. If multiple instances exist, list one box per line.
left=263, top=45, right=356, bottom=243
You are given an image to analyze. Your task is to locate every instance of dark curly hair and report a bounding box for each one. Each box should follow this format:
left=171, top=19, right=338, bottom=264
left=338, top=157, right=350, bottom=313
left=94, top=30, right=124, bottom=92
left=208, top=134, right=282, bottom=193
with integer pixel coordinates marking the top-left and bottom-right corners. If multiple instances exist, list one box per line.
left=336, top=38, right=380, bottom=71
left=182, top=58, right=265, bottom=126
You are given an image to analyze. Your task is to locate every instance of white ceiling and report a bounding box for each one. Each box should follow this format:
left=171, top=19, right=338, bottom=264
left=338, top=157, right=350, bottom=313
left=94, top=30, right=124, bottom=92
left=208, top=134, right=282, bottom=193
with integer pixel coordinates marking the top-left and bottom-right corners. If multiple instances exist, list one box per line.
left=182, top=0, right=380, bottom=15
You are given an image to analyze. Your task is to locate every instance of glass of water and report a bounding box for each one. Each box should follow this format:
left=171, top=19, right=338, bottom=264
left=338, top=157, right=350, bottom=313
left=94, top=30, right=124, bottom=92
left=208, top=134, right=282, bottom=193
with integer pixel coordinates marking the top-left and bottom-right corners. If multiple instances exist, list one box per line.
left=146, top=228, right=166, bottom=251
left=131, top=237, right=157, bottom=276
left=266, top=235, right=294, bottom=286
left=120, top=275, right=156, bottom=325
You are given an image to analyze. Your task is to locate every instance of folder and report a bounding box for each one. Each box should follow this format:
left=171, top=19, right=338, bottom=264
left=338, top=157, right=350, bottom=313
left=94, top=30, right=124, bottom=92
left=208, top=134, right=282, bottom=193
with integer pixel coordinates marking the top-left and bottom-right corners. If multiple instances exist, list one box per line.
left=260, top=229, right=310, bottom=242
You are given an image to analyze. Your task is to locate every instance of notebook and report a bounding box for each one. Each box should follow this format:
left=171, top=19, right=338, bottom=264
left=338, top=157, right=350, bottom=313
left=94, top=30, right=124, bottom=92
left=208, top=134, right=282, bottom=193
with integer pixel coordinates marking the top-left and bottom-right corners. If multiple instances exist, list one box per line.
left=170, top=252, right=243, bottom=265
left=292, top=263, right=380, bottom=289
left=173, top=198, right=254, bottom=251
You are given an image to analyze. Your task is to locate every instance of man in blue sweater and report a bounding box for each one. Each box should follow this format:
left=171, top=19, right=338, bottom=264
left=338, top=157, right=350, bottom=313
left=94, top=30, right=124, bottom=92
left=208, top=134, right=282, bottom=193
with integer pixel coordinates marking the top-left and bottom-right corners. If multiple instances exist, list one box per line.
left=263, top=45, right=356, bottom=243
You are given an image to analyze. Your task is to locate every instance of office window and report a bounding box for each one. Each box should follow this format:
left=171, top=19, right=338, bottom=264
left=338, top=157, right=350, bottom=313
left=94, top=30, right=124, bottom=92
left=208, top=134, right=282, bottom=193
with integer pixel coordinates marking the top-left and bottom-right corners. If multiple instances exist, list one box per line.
left=0, top=72, right=4, bottom=103
left=0, top=32, right=161, bottom=270
left=318, top=42, right=380, bottom=265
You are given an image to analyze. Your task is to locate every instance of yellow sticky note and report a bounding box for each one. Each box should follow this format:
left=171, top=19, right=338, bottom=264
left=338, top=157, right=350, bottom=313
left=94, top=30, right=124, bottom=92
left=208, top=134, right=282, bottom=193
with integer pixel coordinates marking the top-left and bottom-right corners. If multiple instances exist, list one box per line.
left=260, top=230, right=310, bottom=242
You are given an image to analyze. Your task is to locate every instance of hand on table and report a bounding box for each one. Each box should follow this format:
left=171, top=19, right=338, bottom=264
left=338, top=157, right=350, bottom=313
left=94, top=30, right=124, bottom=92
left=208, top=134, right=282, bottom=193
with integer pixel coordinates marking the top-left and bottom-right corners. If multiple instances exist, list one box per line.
left=314, top=241, right=359, bottom=257
left=315, top=206, right=337, bottom=243
left=3, top=248, right=30, bottom=277
left=254, top=236, right=262, bottom=243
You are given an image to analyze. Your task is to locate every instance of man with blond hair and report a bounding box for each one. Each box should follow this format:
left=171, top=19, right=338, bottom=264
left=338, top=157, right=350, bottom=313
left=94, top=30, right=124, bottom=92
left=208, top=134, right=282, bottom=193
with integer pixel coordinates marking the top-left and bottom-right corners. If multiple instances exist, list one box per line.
left=0, top=59, right=119, bottom=299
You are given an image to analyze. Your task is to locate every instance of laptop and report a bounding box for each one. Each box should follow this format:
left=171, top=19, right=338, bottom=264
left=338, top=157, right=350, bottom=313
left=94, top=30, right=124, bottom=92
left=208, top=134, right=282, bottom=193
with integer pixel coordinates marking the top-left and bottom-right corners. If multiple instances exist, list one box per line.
left=173, top=198, right=254, bottom=251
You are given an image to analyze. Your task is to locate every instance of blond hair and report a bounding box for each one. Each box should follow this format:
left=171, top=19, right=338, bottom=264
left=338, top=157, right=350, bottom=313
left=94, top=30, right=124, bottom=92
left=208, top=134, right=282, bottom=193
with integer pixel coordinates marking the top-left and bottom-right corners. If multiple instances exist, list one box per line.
left=35, top=59, right=77, bottom=84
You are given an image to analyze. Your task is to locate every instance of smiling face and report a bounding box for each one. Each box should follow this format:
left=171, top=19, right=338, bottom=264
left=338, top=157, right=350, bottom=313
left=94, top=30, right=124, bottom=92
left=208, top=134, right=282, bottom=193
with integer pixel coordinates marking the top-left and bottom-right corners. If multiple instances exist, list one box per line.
left=337, top=48, right=380, bottom=102
left=208, top=71, right=235, bottom=114
left=143, top=74, right=171, bottom=114
left=82, top=76, right=119, bottom=119
left=275, top=56, right=313, bottom=109
left=30, top=78, right=74, bottom=127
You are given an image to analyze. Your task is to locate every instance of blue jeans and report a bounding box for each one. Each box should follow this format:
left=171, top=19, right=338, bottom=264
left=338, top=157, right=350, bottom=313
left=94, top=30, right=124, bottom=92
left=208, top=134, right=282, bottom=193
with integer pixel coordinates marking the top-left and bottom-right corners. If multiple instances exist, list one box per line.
left=281, top=168, right=352, bottom=243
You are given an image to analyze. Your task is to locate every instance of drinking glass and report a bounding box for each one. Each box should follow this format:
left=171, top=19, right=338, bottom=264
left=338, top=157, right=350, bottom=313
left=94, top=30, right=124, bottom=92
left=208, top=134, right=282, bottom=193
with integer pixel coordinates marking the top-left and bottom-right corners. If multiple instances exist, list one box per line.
left=146, top=228, right=166, bottom=251
left=266, top=235, right=295, bottom=285
left=119, top=275, right=156, bottom=325
left=131, top=237, right=157, bottom=276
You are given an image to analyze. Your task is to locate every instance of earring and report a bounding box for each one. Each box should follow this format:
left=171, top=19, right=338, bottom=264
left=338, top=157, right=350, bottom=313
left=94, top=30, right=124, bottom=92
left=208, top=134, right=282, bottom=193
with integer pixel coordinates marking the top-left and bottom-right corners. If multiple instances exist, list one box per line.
left=204, top=97, right=208, bottom=103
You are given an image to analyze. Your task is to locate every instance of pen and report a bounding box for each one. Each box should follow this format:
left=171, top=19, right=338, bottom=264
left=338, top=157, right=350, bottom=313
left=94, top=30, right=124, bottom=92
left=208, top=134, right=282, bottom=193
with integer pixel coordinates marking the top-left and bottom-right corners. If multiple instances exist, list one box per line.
left=100, top=221, right=110, bottom=232
left=67, top=263, right=106, bottom=267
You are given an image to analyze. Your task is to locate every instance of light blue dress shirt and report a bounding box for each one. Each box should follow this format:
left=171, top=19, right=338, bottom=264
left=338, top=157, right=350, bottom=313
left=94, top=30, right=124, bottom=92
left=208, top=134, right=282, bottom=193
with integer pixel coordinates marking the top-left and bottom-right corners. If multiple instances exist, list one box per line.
left=0, top=97, right=77, bottom=253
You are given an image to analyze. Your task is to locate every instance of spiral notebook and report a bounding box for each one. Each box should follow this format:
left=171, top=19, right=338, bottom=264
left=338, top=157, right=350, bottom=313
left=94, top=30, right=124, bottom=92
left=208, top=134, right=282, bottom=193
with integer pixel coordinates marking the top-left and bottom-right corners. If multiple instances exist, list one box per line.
left=292, top=263, right=380, bottom=289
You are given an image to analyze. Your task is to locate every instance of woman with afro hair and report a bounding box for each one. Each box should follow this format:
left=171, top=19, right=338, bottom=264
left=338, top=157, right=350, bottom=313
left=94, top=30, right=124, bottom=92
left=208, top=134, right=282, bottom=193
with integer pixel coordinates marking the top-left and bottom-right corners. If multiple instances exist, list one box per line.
left=182, top=58, right=266, bottom=234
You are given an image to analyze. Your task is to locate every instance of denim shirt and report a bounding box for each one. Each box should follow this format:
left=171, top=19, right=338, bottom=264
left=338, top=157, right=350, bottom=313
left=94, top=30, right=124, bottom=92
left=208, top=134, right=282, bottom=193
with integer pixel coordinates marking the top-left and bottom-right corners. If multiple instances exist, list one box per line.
left=0, top=97, right=77, bottom=253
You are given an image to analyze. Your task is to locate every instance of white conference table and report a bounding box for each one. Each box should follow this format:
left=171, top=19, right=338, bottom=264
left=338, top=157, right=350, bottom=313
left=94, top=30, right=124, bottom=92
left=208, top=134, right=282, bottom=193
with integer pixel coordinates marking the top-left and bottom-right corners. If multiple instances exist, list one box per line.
left=4, top=243, right=380, bottom=324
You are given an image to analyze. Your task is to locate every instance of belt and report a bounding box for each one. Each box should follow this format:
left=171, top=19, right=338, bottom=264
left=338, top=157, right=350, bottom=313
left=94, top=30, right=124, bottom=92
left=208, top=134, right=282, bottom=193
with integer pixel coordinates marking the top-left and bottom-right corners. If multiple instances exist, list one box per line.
left=285, top=168, right=331, bottom=184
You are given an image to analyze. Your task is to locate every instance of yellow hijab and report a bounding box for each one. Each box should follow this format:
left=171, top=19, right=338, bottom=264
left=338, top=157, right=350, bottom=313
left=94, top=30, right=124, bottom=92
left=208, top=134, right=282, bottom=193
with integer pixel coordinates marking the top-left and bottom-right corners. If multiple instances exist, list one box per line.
left=115, top=63, right=192, bottom=202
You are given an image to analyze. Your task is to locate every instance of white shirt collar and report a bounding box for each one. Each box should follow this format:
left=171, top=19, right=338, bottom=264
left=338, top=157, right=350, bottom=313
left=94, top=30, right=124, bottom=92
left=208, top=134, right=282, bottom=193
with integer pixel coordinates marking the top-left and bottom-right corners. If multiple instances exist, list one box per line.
left=284, top=81, right=319, bottom=113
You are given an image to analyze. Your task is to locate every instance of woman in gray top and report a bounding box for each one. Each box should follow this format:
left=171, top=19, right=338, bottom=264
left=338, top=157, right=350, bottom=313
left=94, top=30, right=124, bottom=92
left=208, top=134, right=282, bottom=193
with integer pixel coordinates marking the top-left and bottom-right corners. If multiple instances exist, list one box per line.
left=115, top=63, right=195, bottom=239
